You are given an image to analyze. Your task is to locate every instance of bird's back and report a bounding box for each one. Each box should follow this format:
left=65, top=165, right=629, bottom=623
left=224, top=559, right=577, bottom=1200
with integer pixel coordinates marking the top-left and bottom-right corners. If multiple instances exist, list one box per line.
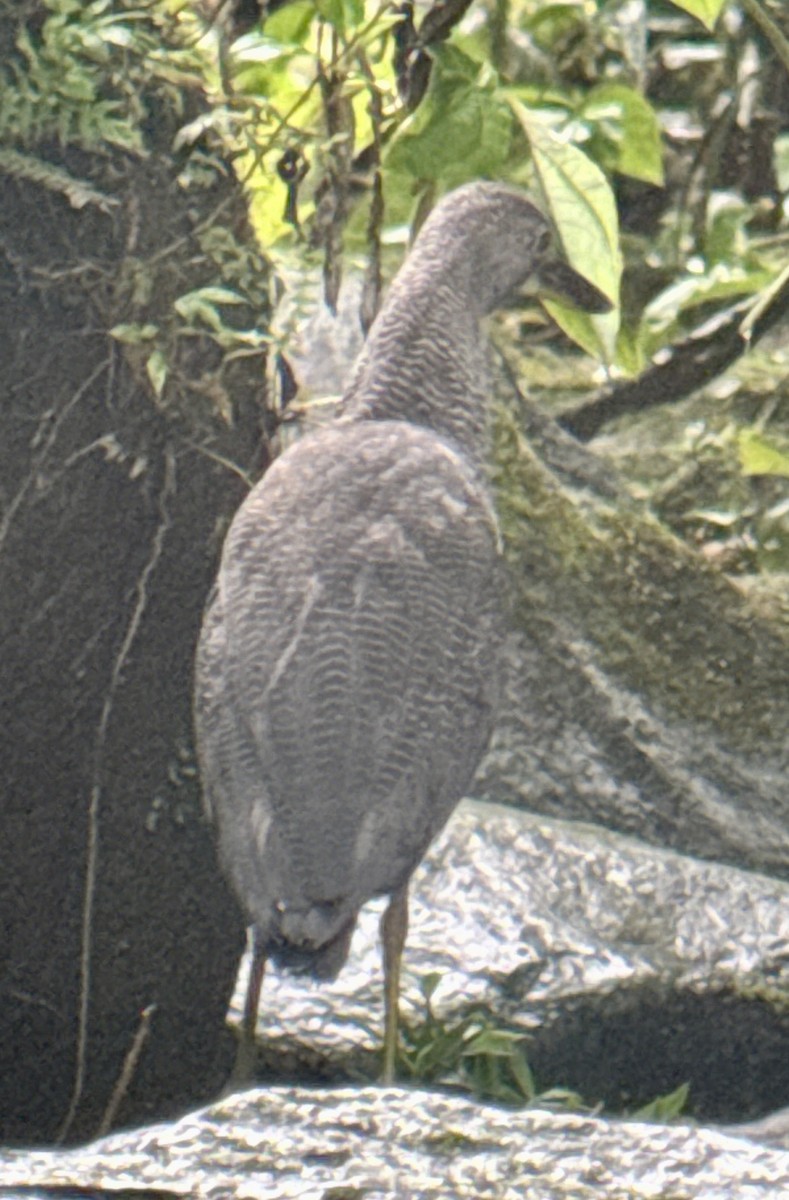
left=195, top=418, right=504, bottom=975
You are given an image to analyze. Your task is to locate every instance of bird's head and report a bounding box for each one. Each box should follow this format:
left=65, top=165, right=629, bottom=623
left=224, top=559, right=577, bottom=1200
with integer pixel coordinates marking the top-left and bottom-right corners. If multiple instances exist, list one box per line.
left=412, top=181, right=612, bottom=318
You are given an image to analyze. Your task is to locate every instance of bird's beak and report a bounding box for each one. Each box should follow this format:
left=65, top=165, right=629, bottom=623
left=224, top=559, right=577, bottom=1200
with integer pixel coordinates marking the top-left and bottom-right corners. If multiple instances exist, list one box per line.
left=535, top=258, right=613, bottom=314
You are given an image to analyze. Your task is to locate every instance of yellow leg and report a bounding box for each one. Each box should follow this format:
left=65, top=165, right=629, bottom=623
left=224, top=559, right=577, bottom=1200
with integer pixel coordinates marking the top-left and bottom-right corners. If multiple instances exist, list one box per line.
left=380, top=883, right=409, bottom=1085
left=231, top=928, right=266, bottom=1087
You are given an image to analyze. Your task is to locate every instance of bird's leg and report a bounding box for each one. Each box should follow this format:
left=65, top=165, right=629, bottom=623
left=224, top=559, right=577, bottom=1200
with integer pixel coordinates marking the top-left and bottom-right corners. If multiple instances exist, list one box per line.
left=380, top=882, right=409, bottom=1085
left=231, top=927, right=267, bottom=1087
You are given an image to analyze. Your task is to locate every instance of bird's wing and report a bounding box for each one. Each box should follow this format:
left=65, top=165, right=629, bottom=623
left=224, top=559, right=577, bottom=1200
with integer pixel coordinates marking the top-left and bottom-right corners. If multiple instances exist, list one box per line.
left=193, top=584, right=224, bottom=824
left=199, top=421, right=504, bottom=917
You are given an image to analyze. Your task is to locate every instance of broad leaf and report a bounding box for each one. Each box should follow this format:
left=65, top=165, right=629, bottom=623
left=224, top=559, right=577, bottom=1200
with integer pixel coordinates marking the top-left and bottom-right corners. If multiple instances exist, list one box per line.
left=315, top=0, right=364, bottom=36
left=665, top=0, right=727, bottom=30
left=739, top=430, right=789, bottom=478
left=263, top=0, right=316, bottom=43
left=511, top=99, right=620, bottom=361
left=109, top=322, right=159, bottom=344
left=386, top=46, right=512, bottom=185
left=582, top=82, right=664, bottom=186
left=146, top=350, right=168, bottom=400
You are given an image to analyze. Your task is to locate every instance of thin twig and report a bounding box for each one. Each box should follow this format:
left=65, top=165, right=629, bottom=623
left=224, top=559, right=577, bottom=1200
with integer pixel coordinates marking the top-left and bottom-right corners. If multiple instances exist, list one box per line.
left=186, top=439, right=255, bottom=486
left=57, top=449, right=177, bottom=1143
left=96, top=1004, right=157, bottom=1137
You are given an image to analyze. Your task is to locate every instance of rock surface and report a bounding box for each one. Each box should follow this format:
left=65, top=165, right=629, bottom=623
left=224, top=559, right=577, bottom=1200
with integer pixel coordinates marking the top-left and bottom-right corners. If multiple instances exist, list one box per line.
left=2, top=1085, right=789, bottom=1200
left=4, top=801, right=789, bottom=1194
left=224, top=800, right=789, bottom=1123
left=486, top=388, right=789, bottom=882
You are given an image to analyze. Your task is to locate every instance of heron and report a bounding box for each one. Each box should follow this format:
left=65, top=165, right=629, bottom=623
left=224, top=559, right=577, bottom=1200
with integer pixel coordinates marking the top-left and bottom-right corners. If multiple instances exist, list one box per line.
left=194, top=181, right=611, bottom=1084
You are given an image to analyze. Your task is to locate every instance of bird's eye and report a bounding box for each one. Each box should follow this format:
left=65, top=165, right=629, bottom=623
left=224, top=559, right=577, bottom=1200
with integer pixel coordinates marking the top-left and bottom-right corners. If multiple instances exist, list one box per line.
left=535, top=228, right=552, bottom=256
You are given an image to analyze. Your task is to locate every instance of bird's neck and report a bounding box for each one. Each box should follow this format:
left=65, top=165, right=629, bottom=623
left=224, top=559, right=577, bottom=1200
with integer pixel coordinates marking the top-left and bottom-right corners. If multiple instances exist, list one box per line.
left=340, top=277, right=491, bottom=469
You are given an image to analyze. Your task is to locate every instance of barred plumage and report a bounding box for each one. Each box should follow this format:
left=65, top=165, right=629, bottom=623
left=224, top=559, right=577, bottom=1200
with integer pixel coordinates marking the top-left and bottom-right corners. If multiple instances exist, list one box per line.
left=194, top=181, right=610, bottom=1082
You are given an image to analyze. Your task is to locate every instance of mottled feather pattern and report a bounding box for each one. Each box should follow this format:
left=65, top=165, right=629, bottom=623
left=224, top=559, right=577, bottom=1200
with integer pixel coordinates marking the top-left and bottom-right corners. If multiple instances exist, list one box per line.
left=201, top=422, right=504, bottom=966
left=195, top=183, right=556, bottom=977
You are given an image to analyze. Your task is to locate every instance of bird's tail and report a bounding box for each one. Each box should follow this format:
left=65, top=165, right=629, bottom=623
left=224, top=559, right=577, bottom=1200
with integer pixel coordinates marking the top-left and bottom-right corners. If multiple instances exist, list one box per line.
left=268, top=913, right=357, bottom=981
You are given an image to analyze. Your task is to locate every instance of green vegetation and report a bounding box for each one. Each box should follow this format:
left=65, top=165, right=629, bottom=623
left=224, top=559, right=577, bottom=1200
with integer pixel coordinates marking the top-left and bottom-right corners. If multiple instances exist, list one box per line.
left=2, top=2, right=787, bottom=571
left=185, top=0, right=789, bottom=570
left=398, top=974, right=691, bottom=1120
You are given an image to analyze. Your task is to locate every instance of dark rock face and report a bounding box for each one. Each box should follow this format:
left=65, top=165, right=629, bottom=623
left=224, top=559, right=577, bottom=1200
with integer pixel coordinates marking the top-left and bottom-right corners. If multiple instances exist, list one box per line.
left=0, top=105, right=265, bottom=1139
left=0, top=327, right=248, bottom=1143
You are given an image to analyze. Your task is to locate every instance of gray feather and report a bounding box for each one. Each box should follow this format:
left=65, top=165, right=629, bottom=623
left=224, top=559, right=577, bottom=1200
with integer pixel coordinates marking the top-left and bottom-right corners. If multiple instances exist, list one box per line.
left=195, top=182, right=562, bottom=977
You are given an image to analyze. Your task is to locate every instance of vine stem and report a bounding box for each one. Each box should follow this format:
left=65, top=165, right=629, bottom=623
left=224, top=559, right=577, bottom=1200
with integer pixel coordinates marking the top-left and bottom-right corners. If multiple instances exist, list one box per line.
left=740, top=0, right=789, bottom=78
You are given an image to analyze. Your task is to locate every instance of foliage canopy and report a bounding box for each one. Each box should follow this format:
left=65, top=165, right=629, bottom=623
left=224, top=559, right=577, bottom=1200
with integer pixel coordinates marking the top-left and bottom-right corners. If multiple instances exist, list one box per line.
left=1, top=0, right=788, bottom=568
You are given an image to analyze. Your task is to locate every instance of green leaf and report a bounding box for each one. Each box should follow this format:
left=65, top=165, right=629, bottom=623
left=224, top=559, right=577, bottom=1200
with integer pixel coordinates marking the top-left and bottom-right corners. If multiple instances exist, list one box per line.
left=582, top=82, right=664, bottom=186
left=315, top=0, right=363, bottom=37
left=146, top=349, right=168, bottom=400
left=56, top=70, right=96, bottom=101
left=633, top=1081, right=690, bottom=1121
left=174, top=286, right=246, bottom=331
left=739, top=429, right=789, bottom=478
left=0, top=147, right=119, bottom=212
left=385, top=46, right=512, bottom=186
left=755, top=499, right=789, bottom=572
left=460, top=1027, right=524, bottom=1058
left=109, top=322, right=159, bottom=344
left=508, top=1044, right=537, bottom=1101
left=419, top=972, right=442, bottom=1002
left=740, top=262, right=789, bottom=344
left=537, top=1086, right=588, bottom=1111
left=179, top=286, right=246, bottom=306
left=690, top=508, right=740, bottom=528
left=614, top=322, right=645, bottom=378
left=664, top=0, right=726, bottom=30
left=774, top=134, right=789, bottom=194
left=98, top=24, right=136, bottom=50
left=642, top=265, right=773, bottom=355
left=704, top=192, right=749, bottom=265
left=262, top=0, right=316, bottom=43
left=650, top=268, right=772, bottom=318
left=172, top=111, right=222, bottom=153
left=229, top=32, right=298, bottom=77
left=510, top=99, right=620, bottom=361
left=524, top=3, right=588, bottom=50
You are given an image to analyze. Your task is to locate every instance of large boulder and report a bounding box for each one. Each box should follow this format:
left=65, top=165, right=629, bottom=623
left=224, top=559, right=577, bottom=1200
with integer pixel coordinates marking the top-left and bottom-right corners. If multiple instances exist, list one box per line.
left=0, top=4, right=271, bottom=1143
